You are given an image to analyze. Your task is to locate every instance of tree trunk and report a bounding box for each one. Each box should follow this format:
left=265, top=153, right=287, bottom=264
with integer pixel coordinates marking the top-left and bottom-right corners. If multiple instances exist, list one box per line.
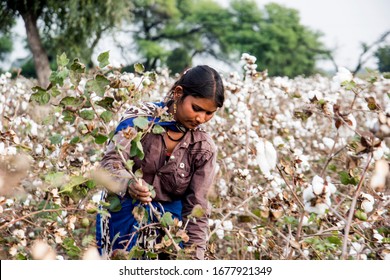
left=21, top=11, right=51, bottom=88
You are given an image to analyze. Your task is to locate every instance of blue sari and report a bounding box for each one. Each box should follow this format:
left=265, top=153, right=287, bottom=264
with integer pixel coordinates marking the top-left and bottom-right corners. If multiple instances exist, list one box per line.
left=96, top=198, right=182, bottom=255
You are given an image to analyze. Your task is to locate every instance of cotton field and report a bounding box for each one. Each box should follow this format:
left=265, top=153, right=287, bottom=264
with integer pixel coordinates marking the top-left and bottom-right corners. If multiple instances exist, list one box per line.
left=0, top=53, right=389, bottom=260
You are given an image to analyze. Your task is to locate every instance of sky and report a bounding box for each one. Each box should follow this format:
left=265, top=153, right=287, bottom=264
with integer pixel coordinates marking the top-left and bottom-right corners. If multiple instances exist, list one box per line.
left=252, top=0, right=390, bottom=71
left=3, top=0, right=390, bottom=73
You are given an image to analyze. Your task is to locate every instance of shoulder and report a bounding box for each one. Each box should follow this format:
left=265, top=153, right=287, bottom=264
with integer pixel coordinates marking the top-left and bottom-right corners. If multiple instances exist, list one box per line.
left=190, top=128, right=217, bottom=153
left=116, top=101, right=166, bottom=132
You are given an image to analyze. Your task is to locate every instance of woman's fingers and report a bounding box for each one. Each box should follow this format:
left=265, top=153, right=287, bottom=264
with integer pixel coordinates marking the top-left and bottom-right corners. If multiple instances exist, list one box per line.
left=128, top=179, right=152, bottom=202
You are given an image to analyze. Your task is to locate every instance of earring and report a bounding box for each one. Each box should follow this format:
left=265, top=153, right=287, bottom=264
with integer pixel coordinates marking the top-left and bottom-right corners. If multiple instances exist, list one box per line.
left=173, top=101, right=177, bottom=114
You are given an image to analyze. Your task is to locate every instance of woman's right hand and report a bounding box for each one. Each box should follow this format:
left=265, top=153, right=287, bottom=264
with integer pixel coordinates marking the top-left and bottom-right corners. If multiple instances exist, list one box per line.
left=127, top=179, right=152, bottom=204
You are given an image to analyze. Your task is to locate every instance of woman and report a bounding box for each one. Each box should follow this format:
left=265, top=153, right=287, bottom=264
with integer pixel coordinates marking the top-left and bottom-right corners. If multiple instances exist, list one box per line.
left=96, top=65, right=224, bottom=259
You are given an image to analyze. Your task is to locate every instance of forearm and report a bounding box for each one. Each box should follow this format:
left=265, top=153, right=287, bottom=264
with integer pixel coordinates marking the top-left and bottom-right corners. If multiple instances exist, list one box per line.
left=100, top=141, right=132, bottom=196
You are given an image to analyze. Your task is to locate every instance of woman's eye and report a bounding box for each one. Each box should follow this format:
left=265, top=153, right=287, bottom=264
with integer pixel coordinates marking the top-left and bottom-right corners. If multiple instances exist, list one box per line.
left=192, top=106, right=201, bottom=112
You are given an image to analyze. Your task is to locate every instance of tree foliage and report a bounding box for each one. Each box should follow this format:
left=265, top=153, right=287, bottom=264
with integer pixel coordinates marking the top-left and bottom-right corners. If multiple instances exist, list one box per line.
left=2, top=0, right=331, bottom=79
left=223, top=0, right=326, bottom=77
left=375, top=45, right=390, bottom=73
left=0, top=0, right=130, bottom=86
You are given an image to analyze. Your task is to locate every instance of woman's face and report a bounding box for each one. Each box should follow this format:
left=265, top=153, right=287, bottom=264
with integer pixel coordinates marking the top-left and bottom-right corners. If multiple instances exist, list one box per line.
left=175, top=95, right=218, bottom=129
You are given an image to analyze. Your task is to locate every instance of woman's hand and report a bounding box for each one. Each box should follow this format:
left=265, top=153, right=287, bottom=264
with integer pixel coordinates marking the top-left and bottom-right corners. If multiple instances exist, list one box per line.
left=127, top=179, right=152, bottom=204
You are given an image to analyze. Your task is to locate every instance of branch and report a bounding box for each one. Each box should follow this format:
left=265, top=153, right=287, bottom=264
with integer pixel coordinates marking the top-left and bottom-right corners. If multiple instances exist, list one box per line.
left=353, top=31, right=390, bottom=74
left=341, top=152, right=373, bottom=259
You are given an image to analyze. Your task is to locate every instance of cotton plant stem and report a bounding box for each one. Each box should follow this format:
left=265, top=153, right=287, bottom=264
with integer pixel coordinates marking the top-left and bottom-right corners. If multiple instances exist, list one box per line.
left=341, top=152, right=373, bottom=260
left=147, top=202, right=181, bottom=252
left=0, top=207, right=79, bottom=230
left=209, top=195, right=255, bottom=238
left=320, top=133, right=344, bottom=177
left=273, top=227, right=309, bottom=260
left=276, top=165, right=305, bottom=209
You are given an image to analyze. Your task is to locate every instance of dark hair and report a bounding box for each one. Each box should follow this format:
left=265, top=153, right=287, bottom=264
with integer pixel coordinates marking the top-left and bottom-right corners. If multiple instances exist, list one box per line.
left=166, top=65, right=225, bottom=108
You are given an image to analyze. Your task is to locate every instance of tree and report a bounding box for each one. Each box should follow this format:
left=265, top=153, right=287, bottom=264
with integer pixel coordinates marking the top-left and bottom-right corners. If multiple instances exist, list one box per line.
left=375, top=45, right=390, bottom=73
left=126, top=0, right=231, bottom=70
left=0, top=33, right=13, bottom=67
left=222, top=0, right=327, bottom=77
left=0, top=0, right=130, bottom=87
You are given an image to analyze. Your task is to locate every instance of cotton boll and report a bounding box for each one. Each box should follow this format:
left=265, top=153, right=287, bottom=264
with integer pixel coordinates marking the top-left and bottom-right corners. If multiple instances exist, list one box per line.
left=304, top=202, right=328, bottom=216
left=256, top=138, right=277, bottom=176
left=322, top=137, right=335, bottom=150
left=331, top=67, right=353, bottom=91
left=302, top=186, right=315, bottom=202
left=311, top=175, right=324, bottom=195
left=222, top=220, right=233, bottom=231
left=361, top=200, right=374, bottom=213
left=360, top=193, right=374, bottom=213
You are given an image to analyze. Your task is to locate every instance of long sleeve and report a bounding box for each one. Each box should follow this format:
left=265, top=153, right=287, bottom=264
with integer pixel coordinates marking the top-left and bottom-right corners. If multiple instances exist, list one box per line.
left=181, top=144, right=217, bottom=259
left=100, top=128, right=137, bottom=196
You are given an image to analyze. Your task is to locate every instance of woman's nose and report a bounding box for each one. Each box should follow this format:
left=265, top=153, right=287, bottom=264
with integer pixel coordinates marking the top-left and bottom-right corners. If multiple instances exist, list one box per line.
left=196, top=112, right=206, bottom=123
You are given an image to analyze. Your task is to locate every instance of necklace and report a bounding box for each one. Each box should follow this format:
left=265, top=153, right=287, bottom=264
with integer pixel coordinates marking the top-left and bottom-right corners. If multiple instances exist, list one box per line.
left=175, top=123, right=187, bottom=133
left=166, top=130, right=185, bottom=142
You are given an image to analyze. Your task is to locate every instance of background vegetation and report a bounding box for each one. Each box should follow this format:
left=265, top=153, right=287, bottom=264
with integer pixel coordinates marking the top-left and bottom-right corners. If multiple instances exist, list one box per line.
left=1, top=0, right=389, bottom=87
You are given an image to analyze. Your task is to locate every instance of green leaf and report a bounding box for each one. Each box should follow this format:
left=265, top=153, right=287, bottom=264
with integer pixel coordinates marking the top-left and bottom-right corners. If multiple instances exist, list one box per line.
left=30, top=86, right=50, bottom=105
left=126, top=160, right=135, bottom=171
left=50, top=68, right=69, bottom=86
left=133, top=116, right=149, bottom=130
left=355, top=209, right=367, bottom=221
left=85, top=75, right=110, bottom=97
left=57, top=53, right=69, bottom=67
left=79, top=109, right=95, bottom=120
left=60, top=175, right=89, bottom=194
left=62, top=110, right=76, bottom=124
left=70, top=58, right=86, bottom=73
left=59, top=96, right=83, bottom=110
left=97, top=51, right=110, bottom=68
left=152, top=124, right=165, bottom=134
left=49, top=86, right=61, bottom=98
left=96, top=97, right=115, bottom=110
left=339, top=171, right=358, bottom=186
left=284, top=216, right=298, bottom=225
left=94, top=134, right=108, bottom=144
left=69, top=58, right=86, bottom=84
left=134, top=63, right=145, bottom=74
left=62, top=237, right=81, bottom=259
left=341, top=80, right=356, bottom=90
left=326, top=236, right=342, bottom=245
left=145, top=251, right=158, bottom=259
left=130, top=133, right=144, bottom=160
left=147, top=183, right=156, bottom=199
left=134, top=168, right=143, bottom=179
left=100, top=110, right=113, bottom=123
left=44, top=172, right=66, bottom=188
left=190, top=204, right=205, bottom=218
left=49, top=134, right=63, bottom=145
left=107, top=194, right=122, bottom=212
left=70, top=136, right=80, bottom=144
left=160, top=212, right=174, bottom=228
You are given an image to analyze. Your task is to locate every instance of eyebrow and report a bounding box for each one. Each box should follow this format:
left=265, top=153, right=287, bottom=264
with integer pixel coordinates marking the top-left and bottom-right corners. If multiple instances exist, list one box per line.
left=193, top=104, right=217, bottom=113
